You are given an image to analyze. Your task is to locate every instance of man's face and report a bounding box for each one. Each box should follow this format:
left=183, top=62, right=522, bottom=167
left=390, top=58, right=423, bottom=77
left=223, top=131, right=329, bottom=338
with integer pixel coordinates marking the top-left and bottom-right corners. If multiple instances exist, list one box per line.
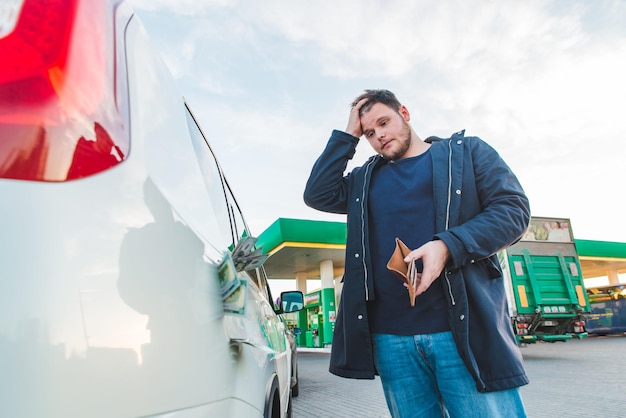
left=361, top=102, right=412, bottom=161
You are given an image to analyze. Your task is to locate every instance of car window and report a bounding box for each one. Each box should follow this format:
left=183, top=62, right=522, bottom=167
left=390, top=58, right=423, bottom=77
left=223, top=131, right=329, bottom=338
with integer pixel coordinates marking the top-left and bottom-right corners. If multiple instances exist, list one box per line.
left=223, top=180, right=249, bottom=248
left=249, top=267, right=271, bottom=301
left=184, top=107, right=236, bottom=261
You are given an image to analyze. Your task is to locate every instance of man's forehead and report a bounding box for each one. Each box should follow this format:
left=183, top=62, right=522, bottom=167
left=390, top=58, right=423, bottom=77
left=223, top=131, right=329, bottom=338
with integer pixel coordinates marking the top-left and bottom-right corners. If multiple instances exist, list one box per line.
left=361, top=103, right=395, bottom=125
left=362, top=101, right=393, bottom=114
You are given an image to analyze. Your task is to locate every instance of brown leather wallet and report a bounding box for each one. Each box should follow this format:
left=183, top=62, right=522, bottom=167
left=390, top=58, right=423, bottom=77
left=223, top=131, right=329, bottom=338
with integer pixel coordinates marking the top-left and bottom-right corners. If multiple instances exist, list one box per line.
left=386, top=237, right=418, bottom=306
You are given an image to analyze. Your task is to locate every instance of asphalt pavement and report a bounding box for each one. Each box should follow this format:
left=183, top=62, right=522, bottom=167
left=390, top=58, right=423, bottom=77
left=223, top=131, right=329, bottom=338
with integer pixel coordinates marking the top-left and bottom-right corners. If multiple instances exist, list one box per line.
left=293, top=334, right=626, bottom=417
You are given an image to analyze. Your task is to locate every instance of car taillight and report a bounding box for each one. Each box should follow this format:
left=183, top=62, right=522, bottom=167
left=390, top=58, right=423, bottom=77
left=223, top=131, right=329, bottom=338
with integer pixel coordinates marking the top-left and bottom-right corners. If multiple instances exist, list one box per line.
left=0, top=0, right=128, bottom=182
left=573, top=321, right=585, bottom=333
left=516, top=322, right=529, bottom=335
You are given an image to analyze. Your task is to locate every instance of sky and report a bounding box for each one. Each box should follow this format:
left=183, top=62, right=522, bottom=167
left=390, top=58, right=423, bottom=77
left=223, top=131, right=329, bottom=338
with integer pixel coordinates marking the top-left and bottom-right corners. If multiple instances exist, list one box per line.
left=129, top=0, right=626, bottom=243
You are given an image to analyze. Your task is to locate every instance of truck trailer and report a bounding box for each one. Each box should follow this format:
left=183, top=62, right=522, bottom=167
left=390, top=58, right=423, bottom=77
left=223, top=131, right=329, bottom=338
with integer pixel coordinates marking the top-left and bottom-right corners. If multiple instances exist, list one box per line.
left=500, top=217, right=590, bottom=344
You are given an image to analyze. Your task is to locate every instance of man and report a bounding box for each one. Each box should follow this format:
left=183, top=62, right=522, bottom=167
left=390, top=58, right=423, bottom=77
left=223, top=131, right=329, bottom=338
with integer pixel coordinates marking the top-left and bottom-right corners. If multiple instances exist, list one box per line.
left=303, top=90, right=530, bottom=417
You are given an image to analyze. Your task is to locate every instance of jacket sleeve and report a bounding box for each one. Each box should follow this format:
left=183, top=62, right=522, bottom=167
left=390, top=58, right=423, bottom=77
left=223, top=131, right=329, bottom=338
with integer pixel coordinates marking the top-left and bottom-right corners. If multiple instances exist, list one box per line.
left=303, top=130, right=360, bottom=214
left=435, top=137, right=531, bottom=268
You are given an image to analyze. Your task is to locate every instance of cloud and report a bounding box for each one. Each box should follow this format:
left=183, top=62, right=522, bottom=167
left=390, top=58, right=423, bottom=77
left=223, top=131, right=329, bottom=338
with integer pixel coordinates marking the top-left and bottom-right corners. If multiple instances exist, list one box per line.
left=129, top=0, right=626, bottom=240
left=129, top=0, right=230, bottom=15
left=234, top=1, right=577, bottom=78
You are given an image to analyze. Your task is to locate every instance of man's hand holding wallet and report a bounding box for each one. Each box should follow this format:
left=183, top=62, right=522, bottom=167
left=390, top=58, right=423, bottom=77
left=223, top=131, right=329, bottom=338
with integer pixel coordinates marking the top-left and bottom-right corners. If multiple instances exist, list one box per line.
left=387, top=237, right=450, bottom=306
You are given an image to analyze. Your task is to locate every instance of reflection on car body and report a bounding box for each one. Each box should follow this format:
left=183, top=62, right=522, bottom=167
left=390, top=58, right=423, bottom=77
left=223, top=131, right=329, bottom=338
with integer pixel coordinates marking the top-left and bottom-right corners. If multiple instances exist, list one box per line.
left=0, top=0, right=303, bottom=417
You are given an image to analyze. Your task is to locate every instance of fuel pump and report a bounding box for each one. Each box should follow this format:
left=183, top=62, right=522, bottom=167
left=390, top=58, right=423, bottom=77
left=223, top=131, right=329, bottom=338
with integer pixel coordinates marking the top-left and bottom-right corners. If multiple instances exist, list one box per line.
left=303, top=288, right=336, bottom=348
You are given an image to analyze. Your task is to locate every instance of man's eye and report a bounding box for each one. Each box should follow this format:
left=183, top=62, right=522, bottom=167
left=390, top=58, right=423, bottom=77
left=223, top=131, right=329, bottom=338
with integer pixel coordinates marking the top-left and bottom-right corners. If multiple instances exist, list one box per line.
left=366, top=131, right=374, bottom=138
left=381, top=120, right=387, bottom=126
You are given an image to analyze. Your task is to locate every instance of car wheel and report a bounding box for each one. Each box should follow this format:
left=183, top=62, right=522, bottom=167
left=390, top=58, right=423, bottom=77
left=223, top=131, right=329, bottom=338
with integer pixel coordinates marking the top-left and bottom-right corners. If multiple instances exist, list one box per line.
left=291, top=366, right=299, bottom=398
left=286, top=390, right=293, bottom=418
left=264, top=377, right=281, bottom=418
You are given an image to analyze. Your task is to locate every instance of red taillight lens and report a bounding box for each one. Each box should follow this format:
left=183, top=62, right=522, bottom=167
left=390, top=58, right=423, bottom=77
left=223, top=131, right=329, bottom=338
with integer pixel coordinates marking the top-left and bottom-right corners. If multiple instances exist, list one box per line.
left=0, top=0, right=128, bottom=182
left=573, top=321, right=585, bottom=333
left=516, top=323, right=529, bottom=335
left=0, top=0, right=77, bottom=86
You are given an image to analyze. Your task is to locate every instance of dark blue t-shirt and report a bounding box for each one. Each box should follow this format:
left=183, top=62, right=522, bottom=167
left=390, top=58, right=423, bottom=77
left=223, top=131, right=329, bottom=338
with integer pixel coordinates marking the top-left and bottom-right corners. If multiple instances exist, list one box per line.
left=367, top=150, right=450, bottom=335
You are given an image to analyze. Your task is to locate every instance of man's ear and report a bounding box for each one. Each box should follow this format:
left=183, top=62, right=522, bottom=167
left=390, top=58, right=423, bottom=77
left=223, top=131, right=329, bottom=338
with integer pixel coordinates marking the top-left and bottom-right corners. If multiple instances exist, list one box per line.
left=399, top=105, right=410, bottom=122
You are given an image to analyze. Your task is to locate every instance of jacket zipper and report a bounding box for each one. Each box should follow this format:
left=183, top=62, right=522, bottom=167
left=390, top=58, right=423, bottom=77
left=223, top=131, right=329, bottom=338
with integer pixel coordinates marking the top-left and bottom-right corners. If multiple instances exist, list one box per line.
left=444, top=139, right=456, bottom=306
left=361, top=158, right=377, bottom=301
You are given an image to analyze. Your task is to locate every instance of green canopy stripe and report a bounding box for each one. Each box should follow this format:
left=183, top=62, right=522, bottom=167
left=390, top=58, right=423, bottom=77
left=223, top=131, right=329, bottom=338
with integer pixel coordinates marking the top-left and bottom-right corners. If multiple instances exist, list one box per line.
left=257, top=218, right=347, bottom=254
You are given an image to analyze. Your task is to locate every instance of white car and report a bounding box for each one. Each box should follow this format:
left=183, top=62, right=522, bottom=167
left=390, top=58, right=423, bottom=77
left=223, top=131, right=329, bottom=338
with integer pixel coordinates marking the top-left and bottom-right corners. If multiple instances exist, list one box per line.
left=0, top=0, right=303, bottom=416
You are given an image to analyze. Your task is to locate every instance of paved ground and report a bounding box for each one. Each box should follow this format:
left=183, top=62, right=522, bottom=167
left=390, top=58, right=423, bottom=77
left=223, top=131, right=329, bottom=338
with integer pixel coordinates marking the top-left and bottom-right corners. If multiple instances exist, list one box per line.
left=292, top=334, right=626, bottom=417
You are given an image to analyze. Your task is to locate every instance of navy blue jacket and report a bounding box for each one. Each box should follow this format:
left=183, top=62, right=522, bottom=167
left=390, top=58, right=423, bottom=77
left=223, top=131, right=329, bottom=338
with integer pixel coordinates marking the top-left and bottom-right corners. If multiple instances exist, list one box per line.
left=303, top=129, right=530, bottom=392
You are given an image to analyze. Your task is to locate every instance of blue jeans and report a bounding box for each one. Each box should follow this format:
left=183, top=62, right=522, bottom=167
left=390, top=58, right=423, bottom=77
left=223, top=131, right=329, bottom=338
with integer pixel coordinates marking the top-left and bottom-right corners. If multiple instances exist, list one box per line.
left=372, top=332, right=527, bottom=418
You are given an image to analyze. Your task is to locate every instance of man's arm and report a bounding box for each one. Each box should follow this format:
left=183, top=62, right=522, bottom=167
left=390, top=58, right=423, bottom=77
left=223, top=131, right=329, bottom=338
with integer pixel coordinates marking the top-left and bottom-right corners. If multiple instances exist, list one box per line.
left=303, top=130, right=360, bottom=214
left=404, top=137, right=530, bottom=296
left=435, top=137, right=531, bottom=269
left=303, top=99, right=369, bottom=214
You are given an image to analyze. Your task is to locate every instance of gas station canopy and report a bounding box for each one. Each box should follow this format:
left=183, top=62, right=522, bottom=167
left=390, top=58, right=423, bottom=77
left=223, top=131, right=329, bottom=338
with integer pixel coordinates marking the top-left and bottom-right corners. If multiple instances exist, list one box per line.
left=257, top=218, right=347, bottom=280
left=576, top=239, right=626, bottom=279
left=257, top=218, right=626, bottom=283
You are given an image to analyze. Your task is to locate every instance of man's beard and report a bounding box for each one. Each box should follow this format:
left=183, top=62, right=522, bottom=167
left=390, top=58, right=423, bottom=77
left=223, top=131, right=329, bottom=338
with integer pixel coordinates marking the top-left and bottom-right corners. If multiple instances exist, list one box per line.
left=384, top=122, right=412, bottom=161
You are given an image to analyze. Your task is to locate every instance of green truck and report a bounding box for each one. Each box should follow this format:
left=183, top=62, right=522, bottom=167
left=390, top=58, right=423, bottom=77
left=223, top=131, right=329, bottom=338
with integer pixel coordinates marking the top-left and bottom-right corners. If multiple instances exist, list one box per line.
left=500, top=217, right=590, bottom=344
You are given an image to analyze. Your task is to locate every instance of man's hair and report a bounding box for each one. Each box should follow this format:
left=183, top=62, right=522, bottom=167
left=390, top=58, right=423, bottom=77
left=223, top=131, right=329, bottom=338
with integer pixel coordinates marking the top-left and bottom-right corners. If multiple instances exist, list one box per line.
left=351, top=89, right=402, bottom=115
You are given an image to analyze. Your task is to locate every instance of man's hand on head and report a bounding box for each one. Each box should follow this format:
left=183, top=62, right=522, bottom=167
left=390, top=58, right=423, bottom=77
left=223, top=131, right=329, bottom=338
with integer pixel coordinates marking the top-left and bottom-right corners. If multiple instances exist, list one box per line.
left=346, top=98, right=368, bottom=138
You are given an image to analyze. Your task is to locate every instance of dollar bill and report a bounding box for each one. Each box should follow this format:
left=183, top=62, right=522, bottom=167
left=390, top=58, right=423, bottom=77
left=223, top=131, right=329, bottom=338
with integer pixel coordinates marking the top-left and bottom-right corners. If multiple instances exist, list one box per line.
left=234, top=247, right=269, bottom=271
left=232, top=236, right=258, bottom=260
left=218, top=251, right=240, bottom=299
left=224, top=278, right=247, bottom=316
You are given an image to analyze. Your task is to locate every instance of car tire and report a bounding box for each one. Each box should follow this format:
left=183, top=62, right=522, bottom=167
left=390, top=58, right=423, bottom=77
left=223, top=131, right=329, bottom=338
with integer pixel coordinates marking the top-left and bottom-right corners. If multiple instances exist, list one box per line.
left=291, top=366, right=299, bottom=398
left=286, top=390, right=293, bottom=418
left=264, top=376, right=281, bottom=418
